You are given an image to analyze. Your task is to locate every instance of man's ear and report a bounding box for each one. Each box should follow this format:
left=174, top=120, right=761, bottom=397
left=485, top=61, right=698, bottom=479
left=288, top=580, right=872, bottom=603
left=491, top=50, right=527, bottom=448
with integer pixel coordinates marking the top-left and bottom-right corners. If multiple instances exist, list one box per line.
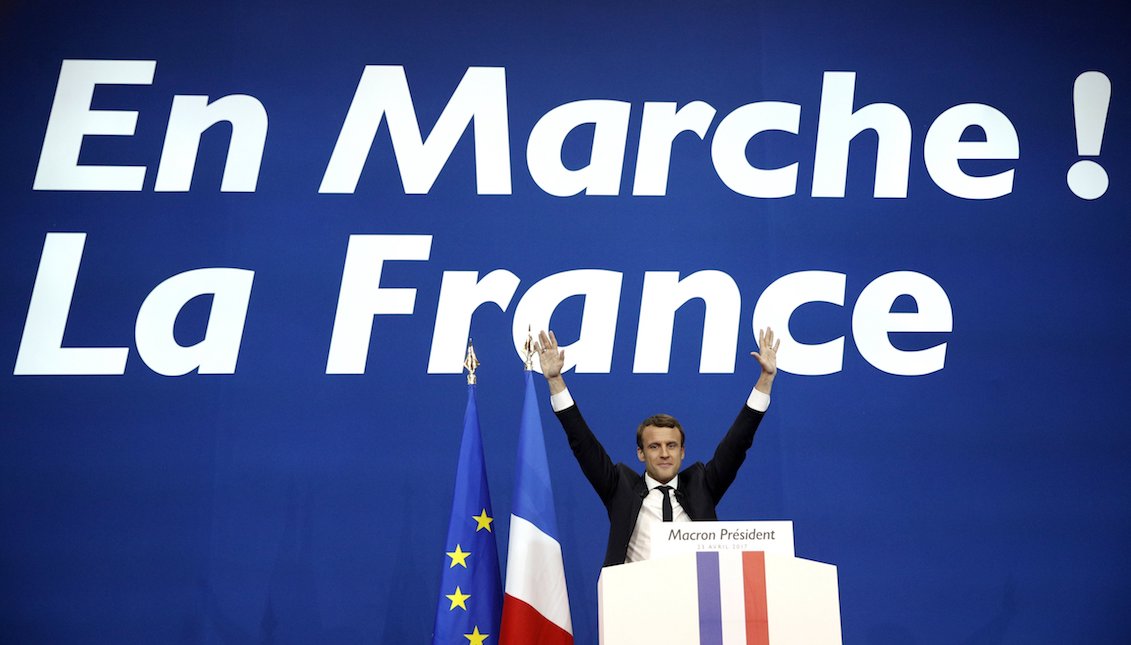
left=637, top=448, right=645, bottom=462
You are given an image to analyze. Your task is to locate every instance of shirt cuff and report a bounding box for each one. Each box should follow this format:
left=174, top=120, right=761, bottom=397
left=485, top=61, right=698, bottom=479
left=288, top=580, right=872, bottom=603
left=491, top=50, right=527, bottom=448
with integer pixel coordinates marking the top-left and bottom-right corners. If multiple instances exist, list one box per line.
left=746, top=388, right=770, bottom=412
left=550, top=387, right=575, bottom=412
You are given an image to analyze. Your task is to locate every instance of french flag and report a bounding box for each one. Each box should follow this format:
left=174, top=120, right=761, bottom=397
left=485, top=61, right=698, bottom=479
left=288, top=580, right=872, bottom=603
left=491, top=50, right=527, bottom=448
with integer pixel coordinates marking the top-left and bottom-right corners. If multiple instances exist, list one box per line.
left=500, top=370, right=573, bottom=645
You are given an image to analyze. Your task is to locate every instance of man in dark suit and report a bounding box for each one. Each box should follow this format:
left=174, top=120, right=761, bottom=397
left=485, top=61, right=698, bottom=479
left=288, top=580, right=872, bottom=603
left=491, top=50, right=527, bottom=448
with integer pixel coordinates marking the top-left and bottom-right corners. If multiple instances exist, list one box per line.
left=535, top=328, right=779, bottom=567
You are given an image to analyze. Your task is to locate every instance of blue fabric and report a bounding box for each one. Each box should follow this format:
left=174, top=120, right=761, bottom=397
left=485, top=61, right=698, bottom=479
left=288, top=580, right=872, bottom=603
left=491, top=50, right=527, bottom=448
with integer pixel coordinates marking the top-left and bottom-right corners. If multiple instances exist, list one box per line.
left=432, top=385, right=502, bottom=644
left=511, top=370, right=563, bottom=543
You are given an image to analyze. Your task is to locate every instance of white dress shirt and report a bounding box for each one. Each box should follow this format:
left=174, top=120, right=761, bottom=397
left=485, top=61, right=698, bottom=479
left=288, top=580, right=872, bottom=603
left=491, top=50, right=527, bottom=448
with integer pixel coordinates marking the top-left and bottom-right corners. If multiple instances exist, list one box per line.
left=625, top=473, right=691, bottom=562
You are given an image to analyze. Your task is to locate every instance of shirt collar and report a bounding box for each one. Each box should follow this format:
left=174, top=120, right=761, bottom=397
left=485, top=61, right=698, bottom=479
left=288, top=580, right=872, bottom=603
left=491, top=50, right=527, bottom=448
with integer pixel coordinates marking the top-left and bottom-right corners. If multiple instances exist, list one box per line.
left=644, top=472, right=678, bottom=491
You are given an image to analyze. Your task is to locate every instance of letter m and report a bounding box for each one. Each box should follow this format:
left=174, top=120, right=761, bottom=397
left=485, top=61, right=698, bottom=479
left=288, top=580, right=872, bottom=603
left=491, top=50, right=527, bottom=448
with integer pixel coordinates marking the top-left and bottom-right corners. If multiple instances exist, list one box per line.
left=319, top=66, right=510, bottom=194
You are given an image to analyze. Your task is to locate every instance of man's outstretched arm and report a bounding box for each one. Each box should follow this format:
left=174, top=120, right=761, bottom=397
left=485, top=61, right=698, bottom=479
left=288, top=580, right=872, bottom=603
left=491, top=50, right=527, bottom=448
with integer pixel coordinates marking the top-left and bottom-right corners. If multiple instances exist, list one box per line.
left=536, top=329, right=620, bottom=502
left=704, top=327, right=781, bottom=498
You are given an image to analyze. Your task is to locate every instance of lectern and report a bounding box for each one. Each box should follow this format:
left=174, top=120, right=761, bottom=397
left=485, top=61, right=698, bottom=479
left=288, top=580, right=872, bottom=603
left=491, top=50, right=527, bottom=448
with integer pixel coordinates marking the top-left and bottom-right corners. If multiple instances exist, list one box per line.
left=597, top=548, right=841, bottom=644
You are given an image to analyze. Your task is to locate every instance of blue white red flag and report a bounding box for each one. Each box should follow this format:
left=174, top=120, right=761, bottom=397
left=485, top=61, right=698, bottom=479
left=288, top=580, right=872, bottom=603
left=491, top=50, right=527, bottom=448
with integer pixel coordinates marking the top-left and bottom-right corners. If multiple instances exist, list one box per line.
left=500, top=370, right=573, bottom=645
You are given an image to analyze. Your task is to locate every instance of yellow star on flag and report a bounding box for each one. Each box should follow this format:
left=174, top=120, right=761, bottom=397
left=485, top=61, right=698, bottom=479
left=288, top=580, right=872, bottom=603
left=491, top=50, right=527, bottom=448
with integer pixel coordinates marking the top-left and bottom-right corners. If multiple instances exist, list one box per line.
left=446, top=544, right=471, bottom=568
left=472, top=509, right=493, bottom=532
left=446, top=586, right=471, bottom=611
left=464, top=626, right=490, bottom=644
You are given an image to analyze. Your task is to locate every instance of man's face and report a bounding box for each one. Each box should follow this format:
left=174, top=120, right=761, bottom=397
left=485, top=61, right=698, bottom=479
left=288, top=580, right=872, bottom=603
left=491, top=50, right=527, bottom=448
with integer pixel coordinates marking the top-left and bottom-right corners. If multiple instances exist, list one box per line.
left=637, top=425, right=685, bottom=484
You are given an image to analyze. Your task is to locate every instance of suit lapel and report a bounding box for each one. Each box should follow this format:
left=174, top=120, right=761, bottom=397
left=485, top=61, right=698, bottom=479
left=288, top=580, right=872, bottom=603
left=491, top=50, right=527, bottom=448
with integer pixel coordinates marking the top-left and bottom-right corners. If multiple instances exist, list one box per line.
left=673, top=472, right=696, bottom=519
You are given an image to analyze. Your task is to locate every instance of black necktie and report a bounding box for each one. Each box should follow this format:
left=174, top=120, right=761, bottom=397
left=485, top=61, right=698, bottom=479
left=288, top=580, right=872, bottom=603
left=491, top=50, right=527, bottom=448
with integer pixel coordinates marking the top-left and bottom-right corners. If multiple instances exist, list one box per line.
left=657, top=485, right=673, bottom=522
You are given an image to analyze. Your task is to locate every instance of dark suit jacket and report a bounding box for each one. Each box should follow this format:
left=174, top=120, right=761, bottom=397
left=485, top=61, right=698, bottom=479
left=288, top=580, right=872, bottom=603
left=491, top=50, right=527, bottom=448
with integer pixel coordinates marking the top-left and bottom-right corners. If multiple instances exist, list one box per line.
left=554, top=402, right=766, bottom=568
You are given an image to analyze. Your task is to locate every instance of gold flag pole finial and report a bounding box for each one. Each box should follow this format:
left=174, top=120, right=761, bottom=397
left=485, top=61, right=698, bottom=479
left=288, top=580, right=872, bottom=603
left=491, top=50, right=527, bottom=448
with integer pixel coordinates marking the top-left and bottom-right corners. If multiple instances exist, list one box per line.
left=464, top=339, right=480, bottom=385
left=523, top=325, right=535, bottom=371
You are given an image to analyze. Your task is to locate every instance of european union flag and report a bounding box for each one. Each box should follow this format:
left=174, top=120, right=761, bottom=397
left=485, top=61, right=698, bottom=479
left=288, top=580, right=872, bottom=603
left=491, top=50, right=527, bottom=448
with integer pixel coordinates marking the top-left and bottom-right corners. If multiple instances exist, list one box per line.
left=432, top=383, right=502, bottom=645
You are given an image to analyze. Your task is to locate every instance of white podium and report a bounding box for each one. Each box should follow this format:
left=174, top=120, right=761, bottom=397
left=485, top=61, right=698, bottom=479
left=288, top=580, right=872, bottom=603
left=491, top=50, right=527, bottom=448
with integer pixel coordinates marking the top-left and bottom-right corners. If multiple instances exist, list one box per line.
left=598, top=532, right=841, bottom=644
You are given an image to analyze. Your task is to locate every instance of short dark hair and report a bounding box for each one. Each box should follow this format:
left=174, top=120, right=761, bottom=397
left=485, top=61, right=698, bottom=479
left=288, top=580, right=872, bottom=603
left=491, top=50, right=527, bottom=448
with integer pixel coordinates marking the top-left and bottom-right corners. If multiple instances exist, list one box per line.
left=636, top=414, right=685, bottom=449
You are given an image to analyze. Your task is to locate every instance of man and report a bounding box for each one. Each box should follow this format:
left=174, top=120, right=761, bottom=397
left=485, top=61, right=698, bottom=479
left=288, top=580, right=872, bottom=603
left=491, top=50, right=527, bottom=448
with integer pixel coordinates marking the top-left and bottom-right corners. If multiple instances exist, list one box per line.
left=535, top=328, right=779, bottom=568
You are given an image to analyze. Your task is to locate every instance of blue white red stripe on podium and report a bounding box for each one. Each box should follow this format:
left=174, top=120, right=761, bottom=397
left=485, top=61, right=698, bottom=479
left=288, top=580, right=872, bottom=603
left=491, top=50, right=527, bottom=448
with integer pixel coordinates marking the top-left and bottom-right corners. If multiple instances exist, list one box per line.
left=696, top=551, right=770, bottom=645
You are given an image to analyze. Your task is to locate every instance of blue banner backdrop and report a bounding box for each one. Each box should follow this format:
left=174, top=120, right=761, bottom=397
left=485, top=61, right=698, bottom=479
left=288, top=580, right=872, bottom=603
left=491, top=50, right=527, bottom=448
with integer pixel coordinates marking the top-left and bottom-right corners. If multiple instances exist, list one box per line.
left=2, top=1, right=1128, bottom=643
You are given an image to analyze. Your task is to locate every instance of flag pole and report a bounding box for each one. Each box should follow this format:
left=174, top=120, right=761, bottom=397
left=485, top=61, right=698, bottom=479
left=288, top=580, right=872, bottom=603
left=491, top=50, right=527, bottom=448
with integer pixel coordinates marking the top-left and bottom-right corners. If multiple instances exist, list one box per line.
left=465, top=338, right=480, bottom=384
left=522, top=325, right=535, bottom=372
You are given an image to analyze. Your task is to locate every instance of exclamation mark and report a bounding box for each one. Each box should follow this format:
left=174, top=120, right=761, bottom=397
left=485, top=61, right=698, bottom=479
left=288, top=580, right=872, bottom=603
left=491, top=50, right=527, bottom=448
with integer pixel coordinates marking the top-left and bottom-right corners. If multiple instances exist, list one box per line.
left=1067, top=71, right=1111, bottom=200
